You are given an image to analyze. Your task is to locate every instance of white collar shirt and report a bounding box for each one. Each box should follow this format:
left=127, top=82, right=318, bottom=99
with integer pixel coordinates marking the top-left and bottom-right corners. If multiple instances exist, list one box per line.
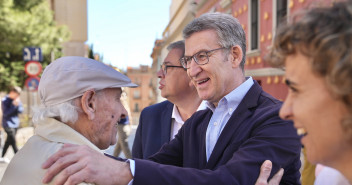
left=205, top=77, right=254, bottom=161
left=170, top=101, right=207, bottom=140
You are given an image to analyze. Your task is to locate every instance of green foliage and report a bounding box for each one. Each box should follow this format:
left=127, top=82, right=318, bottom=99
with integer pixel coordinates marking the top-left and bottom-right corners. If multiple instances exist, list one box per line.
left=88, top=44, right=104, bottom=62
left=0, top=0, right=70, bottom=91
left=13, top=0, right=42, bottom=10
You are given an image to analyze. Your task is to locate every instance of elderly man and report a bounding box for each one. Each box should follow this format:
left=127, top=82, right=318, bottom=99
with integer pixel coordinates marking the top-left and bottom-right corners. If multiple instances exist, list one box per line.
left=0, top=56, right=136, bottom=184
left=42, top=13, right=301, bottom=185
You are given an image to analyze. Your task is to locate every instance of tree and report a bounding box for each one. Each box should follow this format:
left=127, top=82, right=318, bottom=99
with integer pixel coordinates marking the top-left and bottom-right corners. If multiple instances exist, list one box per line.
left=88, top=44, right=95, bottom=59
left=0, top=0, right=70, bottom=91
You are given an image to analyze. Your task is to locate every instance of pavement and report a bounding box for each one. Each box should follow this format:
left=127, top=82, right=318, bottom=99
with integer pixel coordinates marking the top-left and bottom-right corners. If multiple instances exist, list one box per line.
left=0, top=125, right=137, bottom=181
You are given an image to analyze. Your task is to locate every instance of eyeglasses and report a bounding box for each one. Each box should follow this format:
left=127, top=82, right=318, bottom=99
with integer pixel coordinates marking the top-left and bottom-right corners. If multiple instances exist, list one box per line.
left=160, top=64, right=184, bottom=75
left=180, top=47, right=227, bottom=69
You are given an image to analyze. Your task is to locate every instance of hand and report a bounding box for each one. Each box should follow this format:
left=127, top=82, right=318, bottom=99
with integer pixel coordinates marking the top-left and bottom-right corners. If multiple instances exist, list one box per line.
left=42, top=143, right=133, bottom=185
left=13, top=98, right=20, bottom=106
left=255, top=160, right=284, bottom=185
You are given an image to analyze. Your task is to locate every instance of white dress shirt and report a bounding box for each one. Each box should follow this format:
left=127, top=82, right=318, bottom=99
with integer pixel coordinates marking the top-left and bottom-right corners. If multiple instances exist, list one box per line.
left=129, top=77, right=254, bottom=182
left=205, top=77, right=254, bottom=160
left=170, top=101, right=207, bottom=140
left=314, top=164, right=350, bottom=185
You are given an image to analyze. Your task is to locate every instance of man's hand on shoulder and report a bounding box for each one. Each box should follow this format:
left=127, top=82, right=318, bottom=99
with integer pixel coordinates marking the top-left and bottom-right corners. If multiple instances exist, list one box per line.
left=42, top=143, right=133, bottom=185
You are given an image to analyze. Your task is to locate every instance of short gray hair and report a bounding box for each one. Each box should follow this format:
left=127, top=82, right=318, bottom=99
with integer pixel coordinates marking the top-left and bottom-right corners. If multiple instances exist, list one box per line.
left=183, top=12, right=246, bottom=70
left=32, top=98, right=81, bottom=124
left=32, top=90, right=109, bottom=124
left=167, top=40, right=185, bottom=58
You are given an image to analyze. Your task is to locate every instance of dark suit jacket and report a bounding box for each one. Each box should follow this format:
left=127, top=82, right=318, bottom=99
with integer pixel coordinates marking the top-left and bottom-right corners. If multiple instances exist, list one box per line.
left=132, top=82, right=301, bottom=185
left=132, top=100, right=173, bottom=159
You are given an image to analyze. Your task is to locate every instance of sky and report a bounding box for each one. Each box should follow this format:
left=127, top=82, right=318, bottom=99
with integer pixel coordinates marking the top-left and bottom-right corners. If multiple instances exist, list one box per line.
left=86, top=0, right=171, bottom=71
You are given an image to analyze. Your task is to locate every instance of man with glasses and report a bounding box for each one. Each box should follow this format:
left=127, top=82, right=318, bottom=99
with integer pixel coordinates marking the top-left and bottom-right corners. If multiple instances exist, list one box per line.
left=41, top=13, right=301, bottom=185
left=132, top=40, right=204, bottom=159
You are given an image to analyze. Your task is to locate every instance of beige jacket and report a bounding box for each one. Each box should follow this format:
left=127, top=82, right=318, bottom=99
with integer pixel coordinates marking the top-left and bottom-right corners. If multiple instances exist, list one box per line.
left=0, top=118, right=102, bottom=185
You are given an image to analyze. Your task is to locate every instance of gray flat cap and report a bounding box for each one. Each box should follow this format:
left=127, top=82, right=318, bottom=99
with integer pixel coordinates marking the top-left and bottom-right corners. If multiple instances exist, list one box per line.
left=39, top=56, right=137, bottom=106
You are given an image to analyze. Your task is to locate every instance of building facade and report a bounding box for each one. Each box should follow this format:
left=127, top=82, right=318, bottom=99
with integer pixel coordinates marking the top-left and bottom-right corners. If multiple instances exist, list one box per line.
left=126, top=65, right=157, bottom=125
left=10, top=1, right=89, bottom=126
left=48, top=0, right=88, bottom=57
left=152, top=0, right=334, bottom=101
left=151, top=0, right=197, bottom=102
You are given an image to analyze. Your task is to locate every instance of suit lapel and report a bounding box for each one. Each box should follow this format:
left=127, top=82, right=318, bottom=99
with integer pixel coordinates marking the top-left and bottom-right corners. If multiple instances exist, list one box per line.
left=205, top=82, right=262, bottom=169
left=160, top=102, right=173, bottom=144
left=199, top=110, right=213, bottom=168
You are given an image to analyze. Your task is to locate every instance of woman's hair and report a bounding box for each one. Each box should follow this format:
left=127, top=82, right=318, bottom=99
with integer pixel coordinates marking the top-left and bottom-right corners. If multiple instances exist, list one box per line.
left=267, top=1, right=352, bottom=139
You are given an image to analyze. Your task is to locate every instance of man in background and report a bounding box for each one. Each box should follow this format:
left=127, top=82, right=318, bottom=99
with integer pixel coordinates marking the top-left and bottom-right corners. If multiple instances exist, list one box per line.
left=132, top=40, right=203, bottom=159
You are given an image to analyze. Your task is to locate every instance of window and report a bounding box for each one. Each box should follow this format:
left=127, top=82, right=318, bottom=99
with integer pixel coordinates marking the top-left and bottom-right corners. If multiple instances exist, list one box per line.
left=133, top=90, right=140, bottom=99
left=276, top=0, right=287, bottom=27
left=250, top=0, right=259, bottom=50
left=134, top=78, right=141, bottom=85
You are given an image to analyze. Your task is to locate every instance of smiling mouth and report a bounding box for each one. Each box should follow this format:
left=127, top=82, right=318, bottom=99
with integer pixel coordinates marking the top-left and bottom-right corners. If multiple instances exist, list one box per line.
left=197, top=78, right=210, bottom=85
left=297, top=128, right=307, bottom=137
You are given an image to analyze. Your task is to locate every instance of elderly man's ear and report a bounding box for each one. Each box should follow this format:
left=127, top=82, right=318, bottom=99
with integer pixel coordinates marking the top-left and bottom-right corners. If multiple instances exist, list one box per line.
left=81, top=90, right=98, bottom=120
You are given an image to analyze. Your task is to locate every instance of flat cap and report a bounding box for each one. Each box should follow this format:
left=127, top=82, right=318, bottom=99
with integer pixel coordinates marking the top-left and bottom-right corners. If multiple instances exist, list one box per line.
left=38, top=56, right=137, bottom=106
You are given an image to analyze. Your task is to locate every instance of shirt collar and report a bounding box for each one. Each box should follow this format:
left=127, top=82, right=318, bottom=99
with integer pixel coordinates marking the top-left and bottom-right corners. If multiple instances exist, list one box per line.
left=172, top=100, right=208, bottom=123
left=197, top=100, right=208, bottom=111
left=206, top=77, right=254, bottom=112
left=172, top=104, right=184, bottom=124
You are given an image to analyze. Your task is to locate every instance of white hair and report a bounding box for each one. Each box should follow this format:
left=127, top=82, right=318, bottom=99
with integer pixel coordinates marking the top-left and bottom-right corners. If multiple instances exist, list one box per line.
left=32, top=98, right=81, bottom=124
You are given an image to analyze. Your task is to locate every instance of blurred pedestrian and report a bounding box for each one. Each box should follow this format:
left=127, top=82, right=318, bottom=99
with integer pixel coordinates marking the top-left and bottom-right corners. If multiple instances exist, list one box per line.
left=113, top=114, right=132, bottom=158
left=1, top=86, right=23, bottom=160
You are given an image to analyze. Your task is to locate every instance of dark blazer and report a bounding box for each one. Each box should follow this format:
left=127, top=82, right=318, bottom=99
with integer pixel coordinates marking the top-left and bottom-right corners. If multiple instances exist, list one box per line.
left=132, top=100, right=173, bottom=159
left=1, top=96, right=23, bottom=128
left=133, top=82, right=301, bottom=185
